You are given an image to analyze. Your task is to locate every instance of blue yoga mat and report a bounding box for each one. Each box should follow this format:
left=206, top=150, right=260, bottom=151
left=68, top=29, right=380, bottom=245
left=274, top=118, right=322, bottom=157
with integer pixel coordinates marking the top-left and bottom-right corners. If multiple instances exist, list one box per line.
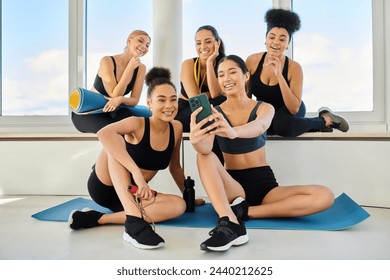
left=69, top=87, right=152, bottom=116
left=31, top=193, right=370, bottom=231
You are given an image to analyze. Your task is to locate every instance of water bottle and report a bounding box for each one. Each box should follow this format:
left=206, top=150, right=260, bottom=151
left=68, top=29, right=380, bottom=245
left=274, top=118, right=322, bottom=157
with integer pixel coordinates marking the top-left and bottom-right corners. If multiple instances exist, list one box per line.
left=183, top=176, right=195, bottom=212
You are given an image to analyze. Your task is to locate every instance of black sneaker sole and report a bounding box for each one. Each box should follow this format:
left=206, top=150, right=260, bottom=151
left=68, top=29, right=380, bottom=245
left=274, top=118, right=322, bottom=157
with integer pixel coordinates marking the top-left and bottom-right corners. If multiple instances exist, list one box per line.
left=123, top=231, right=164, bottom=250
left=201, top=234, right=249, bottom=252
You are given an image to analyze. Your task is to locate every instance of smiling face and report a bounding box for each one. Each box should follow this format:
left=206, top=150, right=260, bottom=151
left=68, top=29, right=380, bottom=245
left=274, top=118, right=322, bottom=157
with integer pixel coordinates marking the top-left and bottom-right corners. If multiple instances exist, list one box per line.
left=147, top=84, right=178, bottom=121
left=217, top=58, right=249, bottom=96
left=265, top=27, right=290, bottom=56
left=195, top=29, right=217, bottom=60
left=128, top=34, right=151, bottom=57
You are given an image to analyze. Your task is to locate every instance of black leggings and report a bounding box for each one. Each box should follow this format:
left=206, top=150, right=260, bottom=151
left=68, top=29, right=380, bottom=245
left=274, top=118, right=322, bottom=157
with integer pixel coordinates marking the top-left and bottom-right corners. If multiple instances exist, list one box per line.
left=270, top=102, right=326, bottom=137
left=71, top=108, right=134, bottom=133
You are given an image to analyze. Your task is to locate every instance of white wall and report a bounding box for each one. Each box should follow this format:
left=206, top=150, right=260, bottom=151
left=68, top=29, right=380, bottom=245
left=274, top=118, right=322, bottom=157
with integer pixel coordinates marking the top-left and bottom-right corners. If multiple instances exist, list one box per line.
left=0, top=138, right=389, bottom=207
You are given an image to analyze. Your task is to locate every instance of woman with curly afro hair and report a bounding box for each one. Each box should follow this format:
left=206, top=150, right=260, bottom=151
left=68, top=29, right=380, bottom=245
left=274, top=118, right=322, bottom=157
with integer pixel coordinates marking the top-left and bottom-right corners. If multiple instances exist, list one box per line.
left=68, top=67, right=188, bottom=250
left=246, top=9, right=349, bottom=137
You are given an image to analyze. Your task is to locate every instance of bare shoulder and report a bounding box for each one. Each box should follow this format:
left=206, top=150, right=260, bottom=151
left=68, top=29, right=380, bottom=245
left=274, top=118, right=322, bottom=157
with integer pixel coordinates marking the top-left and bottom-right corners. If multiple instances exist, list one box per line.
left=181, top=58, right=195, bottom=68
left=246, top=52, right=265, bottom=72
left=288, top=58, right=302, bottom=71
left=137, top=63, right=146, bottom=75
left=258, top=101, right=275, bottom=115
left=171, top=120, right=183, bottom=135
left=170, top=120, right=183, bottom=143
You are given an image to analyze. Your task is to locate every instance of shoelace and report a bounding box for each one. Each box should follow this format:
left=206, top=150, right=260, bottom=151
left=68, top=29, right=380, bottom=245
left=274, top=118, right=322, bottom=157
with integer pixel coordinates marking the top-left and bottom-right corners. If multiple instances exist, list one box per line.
left=208, top=220, right=234, bottom=238
left=128, top=192, right=157, bottom=231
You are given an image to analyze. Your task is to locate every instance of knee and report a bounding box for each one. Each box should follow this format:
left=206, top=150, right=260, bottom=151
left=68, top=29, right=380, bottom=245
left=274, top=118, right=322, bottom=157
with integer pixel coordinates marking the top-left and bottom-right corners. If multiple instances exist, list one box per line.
left=273, top=117, right=299, bottom=137
left=314, top=185, right=335, bottom=210
left=172, top=195, right=186, bottom=216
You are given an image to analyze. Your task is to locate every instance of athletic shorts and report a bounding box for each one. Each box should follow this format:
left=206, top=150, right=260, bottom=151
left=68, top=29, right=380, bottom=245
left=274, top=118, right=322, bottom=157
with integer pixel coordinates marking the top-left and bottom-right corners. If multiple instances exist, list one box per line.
left=227, top=166, right=279, bottom=206
left=87, top=165, right=124, bottom=212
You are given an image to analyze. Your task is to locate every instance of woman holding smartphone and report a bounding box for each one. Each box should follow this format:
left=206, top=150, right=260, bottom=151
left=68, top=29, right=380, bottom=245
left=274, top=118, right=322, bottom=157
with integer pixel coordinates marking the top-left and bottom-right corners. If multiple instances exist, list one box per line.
left=190, top=55, right=334, bottom=252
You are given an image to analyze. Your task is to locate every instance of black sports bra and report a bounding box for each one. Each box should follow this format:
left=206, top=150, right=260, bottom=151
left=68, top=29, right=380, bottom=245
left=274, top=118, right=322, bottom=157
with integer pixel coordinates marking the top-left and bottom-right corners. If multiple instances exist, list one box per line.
left=215, top=102, right=266, bottom=154
left=93, top=56, right=139, bottom=97
left=249, top=52, right=289, bottom=111
left=125, top=118, right=175, bottom=170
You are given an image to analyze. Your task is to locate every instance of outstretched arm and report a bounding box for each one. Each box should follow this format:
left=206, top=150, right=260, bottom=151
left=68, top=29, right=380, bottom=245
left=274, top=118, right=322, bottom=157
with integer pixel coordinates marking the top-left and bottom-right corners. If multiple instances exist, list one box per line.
left=210, top=102, right=275, bottom=139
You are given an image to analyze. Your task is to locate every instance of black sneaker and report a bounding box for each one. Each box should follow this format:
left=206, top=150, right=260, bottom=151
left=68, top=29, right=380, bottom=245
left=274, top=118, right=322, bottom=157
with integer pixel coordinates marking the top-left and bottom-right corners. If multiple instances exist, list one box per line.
left=200, top=216, right=249, bottom=252
left=123, top=215, right=164, bottom=250
left=230, top=197, right=249, bottom=222
left=68, top=208, right=104, bottom=230
left=318, top=107, right=349, bottom=132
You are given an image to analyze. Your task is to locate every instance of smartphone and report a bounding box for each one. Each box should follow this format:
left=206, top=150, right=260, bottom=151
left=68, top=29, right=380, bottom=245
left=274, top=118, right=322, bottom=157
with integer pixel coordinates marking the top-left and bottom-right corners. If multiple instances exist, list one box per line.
left=189, top=93, right=215, bottom=129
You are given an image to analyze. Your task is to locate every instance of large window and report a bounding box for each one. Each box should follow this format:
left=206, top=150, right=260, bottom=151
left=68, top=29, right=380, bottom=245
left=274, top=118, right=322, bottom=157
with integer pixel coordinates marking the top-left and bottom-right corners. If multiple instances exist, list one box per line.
left=1, top=0, right=68, bottom=116
left=0, top=0, right=388, bottom=132
left=294, top=0, right=373, bottom=112
left=86, top=0, right=153, bottom=106
left=182, top=0, right=271, bottom=61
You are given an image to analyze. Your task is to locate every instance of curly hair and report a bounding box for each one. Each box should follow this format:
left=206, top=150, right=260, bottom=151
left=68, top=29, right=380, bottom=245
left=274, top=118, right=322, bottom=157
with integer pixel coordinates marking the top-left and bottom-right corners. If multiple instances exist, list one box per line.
left=265, top=9, right=301, bottom=41
left=145, top=67, right=176, bottom=98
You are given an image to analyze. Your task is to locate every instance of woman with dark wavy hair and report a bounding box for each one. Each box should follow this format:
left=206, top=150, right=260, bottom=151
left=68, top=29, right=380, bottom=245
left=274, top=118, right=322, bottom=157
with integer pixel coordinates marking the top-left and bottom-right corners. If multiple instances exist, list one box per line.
left=175, top=25, right=227, bottom=162
left=246, top=9, right=349, bottom=137
left=190, top=54, right=334, bottom=252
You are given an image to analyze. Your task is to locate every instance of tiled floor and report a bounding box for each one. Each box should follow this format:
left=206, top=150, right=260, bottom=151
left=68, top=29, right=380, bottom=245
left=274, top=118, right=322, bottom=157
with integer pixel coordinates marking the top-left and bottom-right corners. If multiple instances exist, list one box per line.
left=1, top=195, right=390, bottom=260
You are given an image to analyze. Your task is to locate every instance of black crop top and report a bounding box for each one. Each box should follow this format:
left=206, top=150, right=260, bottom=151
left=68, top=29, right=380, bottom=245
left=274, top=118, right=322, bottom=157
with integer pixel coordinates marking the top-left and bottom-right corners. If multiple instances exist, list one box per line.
left=93, top=56, right=139, bottom=97
left=215, top=102, right=266, bottom=154
left=125, top=118, right=175, bottom=170
left=249, top=52, right=289, bottom=111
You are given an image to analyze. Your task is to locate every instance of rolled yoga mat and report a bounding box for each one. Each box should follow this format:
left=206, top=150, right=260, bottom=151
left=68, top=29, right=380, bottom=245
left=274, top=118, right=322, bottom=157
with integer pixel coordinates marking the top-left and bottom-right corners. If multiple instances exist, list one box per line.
left=69, top=87, right=151, bottom=116
left=31, top=193, right=370, bottom=231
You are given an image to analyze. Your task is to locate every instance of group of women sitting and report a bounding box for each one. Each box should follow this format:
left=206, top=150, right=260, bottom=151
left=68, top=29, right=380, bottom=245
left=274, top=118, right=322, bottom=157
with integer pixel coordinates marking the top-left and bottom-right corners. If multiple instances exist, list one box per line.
left=68, top=8, right=346, bottom=252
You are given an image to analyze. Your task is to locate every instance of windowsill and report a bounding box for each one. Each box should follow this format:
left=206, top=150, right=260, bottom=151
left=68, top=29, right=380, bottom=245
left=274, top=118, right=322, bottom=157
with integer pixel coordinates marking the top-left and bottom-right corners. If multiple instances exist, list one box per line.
left=0, top=133, right=98, bottom=141
left=182, top=132, right=390, bottom=141
left=1, top=132, right=390, bottom=141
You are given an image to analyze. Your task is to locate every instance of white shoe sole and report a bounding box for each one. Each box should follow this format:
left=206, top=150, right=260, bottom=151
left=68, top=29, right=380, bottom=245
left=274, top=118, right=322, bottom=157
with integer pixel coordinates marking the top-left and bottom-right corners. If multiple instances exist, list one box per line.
left=318, top=107, right=349, bottom=132
left=202, top=234, right=249, bottom=252
left=123, top=231, right=164, bottom=250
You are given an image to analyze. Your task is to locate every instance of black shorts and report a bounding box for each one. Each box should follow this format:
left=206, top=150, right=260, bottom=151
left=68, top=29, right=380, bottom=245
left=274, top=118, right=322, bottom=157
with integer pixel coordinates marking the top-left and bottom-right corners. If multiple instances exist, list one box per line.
left=87, top=165, right=124, bottom=212
left=227, top=166, right=279, bottom=206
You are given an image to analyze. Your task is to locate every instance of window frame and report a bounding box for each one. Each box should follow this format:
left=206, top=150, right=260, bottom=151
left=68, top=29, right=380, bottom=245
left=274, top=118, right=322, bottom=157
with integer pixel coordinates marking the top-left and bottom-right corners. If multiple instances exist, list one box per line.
left=0, top=0, right=388, bottom=133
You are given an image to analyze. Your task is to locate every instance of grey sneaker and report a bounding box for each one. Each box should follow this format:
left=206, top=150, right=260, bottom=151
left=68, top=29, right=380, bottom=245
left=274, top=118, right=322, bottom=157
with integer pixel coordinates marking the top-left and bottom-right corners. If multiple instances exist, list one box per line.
left=318, top=107, right=349, bottom=132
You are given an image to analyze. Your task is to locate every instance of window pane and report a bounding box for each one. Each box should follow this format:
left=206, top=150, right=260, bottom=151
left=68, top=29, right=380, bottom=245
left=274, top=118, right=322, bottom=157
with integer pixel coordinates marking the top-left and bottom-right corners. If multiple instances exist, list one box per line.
left=293, top=0, right=373, bottom=112
left=1, top=0, right=68, bottom=116
left=86, top=0, right=153, bottom=106
left=183, top=0, right=271, bottom=61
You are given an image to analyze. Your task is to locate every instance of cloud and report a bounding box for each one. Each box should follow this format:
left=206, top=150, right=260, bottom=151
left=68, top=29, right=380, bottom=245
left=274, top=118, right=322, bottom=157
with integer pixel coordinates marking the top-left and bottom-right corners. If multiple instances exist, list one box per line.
left=293, top=33, right=373, bottom=112
left=25, top=49, right=67, bottom=73
left=3, top=49, right=68, bottom=115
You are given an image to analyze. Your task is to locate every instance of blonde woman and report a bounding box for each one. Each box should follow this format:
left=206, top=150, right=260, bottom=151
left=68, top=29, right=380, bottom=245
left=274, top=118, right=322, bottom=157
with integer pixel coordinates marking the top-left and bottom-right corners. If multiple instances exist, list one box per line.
left=72, top=30, right=151, bottom=133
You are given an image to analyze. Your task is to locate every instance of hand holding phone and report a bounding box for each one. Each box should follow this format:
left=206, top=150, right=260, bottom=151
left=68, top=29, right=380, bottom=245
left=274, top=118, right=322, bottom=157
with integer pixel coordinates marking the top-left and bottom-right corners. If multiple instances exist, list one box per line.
left=189, top=94, right=215, bottom=129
